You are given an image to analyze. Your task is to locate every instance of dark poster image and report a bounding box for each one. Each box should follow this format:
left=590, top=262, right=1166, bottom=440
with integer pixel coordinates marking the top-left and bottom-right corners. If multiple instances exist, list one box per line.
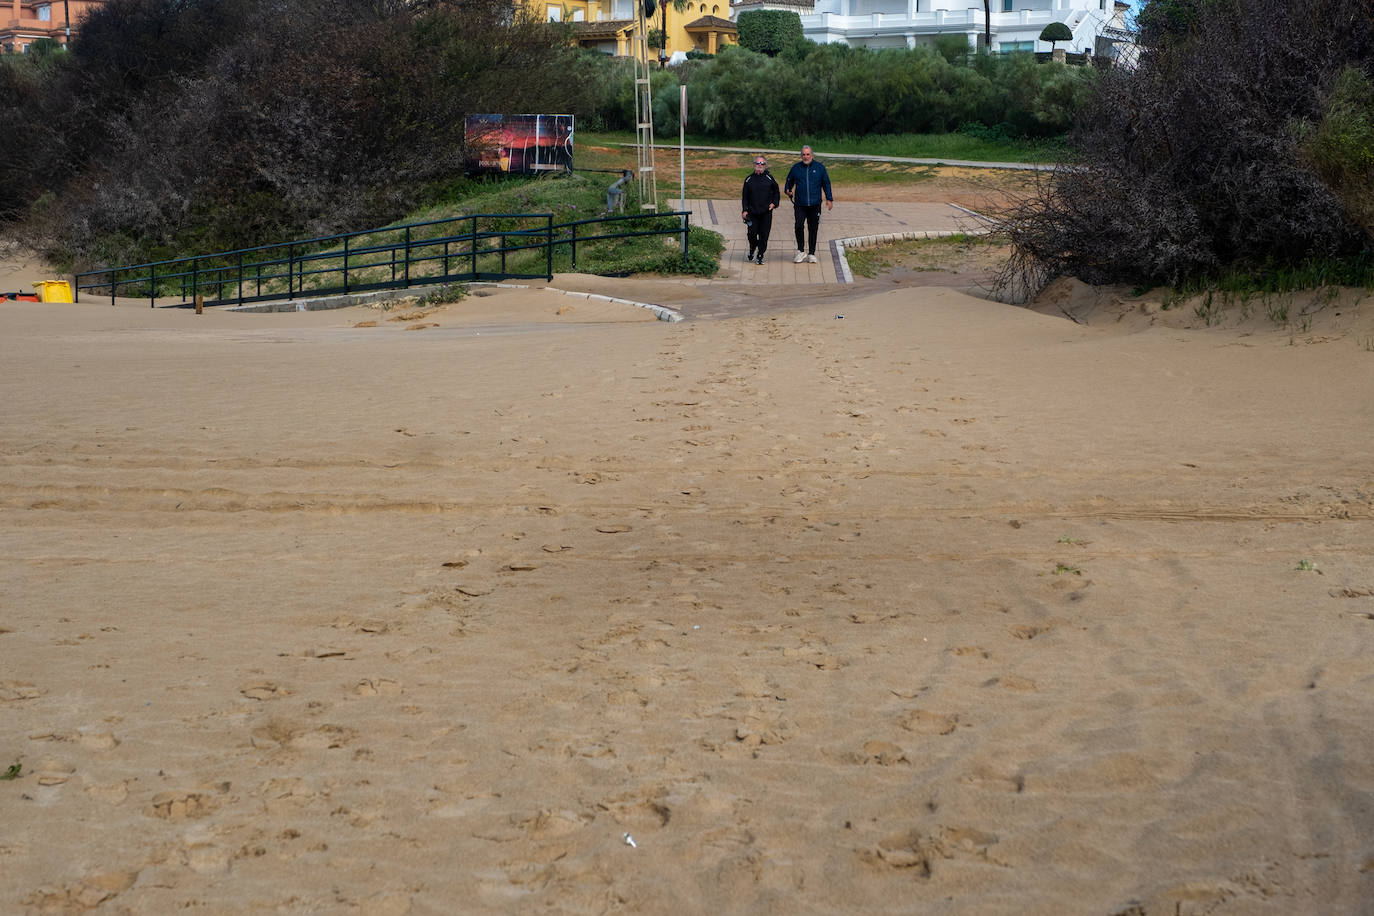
left=465, top=114, right=575, bottom=174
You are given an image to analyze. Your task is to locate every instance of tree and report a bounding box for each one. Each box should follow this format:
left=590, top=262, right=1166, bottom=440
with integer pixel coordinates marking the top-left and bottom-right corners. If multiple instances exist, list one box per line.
left=0, top=0, right=598, bottom=267
left=1135, top=0, right=1213, bottom=48
left=995, top=0, right=1374, bottom=294
left=657, top=0, right=690, bottom=63
left=1039, top=22, right=1072, bottom=53
left=736, top=10, right=803, bottom=57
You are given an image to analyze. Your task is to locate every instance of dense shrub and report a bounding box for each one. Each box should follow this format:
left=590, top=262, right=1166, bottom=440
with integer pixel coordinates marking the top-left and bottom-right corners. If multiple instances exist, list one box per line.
left=735, top=10, right=803, bottom=57
left=666, top=42, right=1092, bottom=142
left=0, top=0, right=603, bottom=269
left=996, top=0, right=1374, bottom=293
left=1298, top=66, right=1374, bottom=241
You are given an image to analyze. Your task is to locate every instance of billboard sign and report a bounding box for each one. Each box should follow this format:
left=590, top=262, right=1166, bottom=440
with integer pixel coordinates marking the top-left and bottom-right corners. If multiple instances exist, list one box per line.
left=465, top=114, right=574, bottom=174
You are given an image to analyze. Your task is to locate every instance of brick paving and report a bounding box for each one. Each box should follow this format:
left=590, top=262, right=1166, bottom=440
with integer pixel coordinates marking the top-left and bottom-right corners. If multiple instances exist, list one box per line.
left=674, top=198, right=984, bottom=287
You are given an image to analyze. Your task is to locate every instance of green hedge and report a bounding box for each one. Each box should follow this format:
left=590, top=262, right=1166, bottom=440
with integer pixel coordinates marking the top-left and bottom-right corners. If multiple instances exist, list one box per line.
left=736, top=10, right=803, bottom=57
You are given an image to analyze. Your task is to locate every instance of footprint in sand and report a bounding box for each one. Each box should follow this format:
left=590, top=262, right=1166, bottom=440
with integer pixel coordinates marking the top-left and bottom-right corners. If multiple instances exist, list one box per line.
left=22, top=871, right=139, bottom=913
left=982, top=675, right=1038, bottom=692
left=148, top=789, right=220, bottom=819
left=85, top=779, right=131, bottom=805
left=1009, top=623, right=1052, bottom=640
left=33, top=758, right=76, bottom=786
left=240, top=682, right=289, bottom=701
left=0, top=681, right=41, bottom=702
left=856, top=740, right=909, bottom=766
left=355, top=678, right=403, bottom=697
left=898, top=709, right=959, bottom=735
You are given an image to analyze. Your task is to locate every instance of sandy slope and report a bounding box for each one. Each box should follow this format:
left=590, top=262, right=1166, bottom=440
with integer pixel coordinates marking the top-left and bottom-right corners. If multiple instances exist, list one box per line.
left=1, top=276, right=1372, bottom=915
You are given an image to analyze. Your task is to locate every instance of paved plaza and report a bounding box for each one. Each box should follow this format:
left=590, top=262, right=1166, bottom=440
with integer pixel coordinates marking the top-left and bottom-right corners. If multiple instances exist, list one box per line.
left=675, top=198, right=986, bottom=287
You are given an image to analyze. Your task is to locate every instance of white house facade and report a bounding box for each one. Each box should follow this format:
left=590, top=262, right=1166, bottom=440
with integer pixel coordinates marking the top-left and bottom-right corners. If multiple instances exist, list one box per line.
left=732, top=0, right=1134, bottom=60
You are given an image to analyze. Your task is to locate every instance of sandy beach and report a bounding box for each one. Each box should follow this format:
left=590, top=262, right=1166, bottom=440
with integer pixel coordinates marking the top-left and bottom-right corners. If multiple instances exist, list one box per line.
left=2, top=258, right=1373, bottom=914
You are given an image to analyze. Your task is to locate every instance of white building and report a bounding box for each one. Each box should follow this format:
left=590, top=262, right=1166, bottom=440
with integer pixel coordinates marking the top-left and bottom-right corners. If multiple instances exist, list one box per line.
left=732, top=0, right=1134, bottom=60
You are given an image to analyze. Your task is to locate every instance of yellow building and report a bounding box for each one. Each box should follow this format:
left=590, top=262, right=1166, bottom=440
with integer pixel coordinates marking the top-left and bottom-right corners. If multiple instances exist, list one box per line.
left=534, top=0, right=736, bottom=59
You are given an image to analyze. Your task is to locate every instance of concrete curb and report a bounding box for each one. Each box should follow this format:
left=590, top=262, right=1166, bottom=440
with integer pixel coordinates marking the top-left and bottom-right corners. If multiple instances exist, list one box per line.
left=224, top=284, right=458, bottom=314
left=485, top=283, right=684, bottom=323
left=225, top=281, right=684, bottom=323
left=832, top=227, right=992, bottom=285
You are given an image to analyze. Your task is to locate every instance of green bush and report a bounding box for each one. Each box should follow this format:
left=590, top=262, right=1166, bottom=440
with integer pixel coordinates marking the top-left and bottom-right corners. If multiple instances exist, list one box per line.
left=674, top=42, right=1092, bottom=141
left=0, top=0, right=610, bottom=270
left=995, top=0, right=1373, bottom=293
left=1300, top=66, right=1374, bottom=241
left=736, top=10, right=803, bottom=57
left=1039, top=22, right=1073, bottom=50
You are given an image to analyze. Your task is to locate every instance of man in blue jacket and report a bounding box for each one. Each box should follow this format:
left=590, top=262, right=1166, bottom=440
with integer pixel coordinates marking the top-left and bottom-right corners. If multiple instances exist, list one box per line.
left=783, top=145, right=834, bottom=264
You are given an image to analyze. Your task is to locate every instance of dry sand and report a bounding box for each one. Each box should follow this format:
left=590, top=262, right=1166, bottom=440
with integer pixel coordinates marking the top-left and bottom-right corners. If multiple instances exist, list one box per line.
left=2, top=262, right=1373, bottom=915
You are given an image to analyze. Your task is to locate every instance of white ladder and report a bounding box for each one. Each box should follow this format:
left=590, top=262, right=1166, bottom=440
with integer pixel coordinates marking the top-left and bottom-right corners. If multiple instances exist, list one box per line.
left=633, top=4, right=659, bottom=211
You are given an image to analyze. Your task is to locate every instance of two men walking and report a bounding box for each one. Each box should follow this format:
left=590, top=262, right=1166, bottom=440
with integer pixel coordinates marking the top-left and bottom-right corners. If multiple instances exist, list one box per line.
left=740, top=145, right=834, bottom=267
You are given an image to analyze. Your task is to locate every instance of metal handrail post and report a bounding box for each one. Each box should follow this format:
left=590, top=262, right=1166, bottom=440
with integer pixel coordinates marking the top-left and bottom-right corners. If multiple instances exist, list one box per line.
left=470, top=217, right=477, bottom=279
left=681, top=211, right=690, bottom=266
left=288, top=244, right=295, bottom=300
left=570, top=221, right=577, bottom=272
left=188, top=260, right=197, bottom=310
left=343, top=235, right=350, bottom=294
left=546, top=215, right=553, bottom=280
left=110, top=270, right=116, bottom=307
left=238, top=252, right=244, bottom=306
left=404, top=227, right=411, bottom=288
left=149, top=262, right=156, bottom=309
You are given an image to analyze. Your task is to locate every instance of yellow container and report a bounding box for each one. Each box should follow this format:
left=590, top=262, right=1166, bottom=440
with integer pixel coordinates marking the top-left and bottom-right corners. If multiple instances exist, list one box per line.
left=35, top=280, right=72, bottom=303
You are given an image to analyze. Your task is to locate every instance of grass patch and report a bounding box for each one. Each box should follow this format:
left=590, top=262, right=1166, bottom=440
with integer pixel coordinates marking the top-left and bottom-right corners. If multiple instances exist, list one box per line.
left=844, top=234, right=999, bottom=280
left=158, top=173, right=725, bottom=298
left=579, top=130, right=1065, bottom=165
left=397, top=173, right=724, bottom=278
left=1176, top=254, right=1374, bottom=298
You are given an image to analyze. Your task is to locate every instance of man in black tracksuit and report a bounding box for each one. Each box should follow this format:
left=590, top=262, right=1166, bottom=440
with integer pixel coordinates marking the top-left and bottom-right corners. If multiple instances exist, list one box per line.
left=741, top=155, right=781, bottom=265
left=783, top=145, right=834, bottom=264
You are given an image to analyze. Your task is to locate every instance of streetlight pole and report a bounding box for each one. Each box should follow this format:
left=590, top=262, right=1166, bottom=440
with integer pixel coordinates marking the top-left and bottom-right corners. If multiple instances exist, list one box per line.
left=63, top=0, right=70, bottom=46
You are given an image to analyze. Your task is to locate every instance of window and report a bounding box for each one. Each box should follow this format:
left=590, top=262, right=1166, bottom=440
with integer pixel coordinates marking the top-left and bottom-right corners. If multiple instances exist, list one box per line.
left=1002, top=0, right=1012, bottom=10
left=547, top=5, right=560, bottom=19
left=37, top=5, right=52, bottom=22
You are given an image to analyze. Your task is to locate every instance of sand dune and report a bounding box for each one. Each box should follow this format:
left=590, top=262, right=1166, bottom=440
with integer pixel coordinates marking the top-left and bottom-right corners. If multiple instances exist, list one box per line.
left=2, top=279, right=1372, bottom=915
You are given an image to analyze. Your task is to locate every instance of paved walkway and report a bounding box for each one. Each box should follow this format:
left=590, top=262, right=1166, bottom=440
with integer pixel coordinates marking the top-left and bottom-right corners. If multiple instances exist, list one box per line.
left=673, top=197, right=988, bottom=287
left=638, top=143, right=1051, bottom=172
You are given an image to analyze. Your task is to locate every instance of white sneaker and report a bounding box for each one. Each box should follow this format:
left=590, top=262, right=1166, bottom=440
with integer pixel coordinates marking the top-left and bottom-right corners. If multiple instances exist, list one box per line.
left=793, top=251, right=806, bottom=263
left=806, top=254, right=818, bottom=263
